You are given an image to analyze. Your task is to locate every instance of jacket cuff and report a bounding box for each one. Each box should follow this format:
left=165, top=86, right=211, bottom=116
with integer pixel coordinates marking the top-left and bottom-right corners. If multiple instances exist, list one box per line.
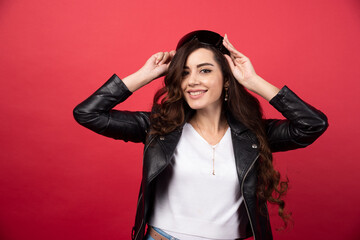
left=269, top=85, right=297, bottom=111
left=105, top=74, right=133, bottom=103
left=268, top=85, right=328, bottom=127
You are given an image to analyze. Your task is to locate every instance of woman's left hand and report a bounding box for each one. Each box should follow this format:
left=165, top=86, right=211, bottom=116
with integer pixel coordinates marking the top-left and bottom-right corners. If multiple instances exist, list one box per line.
left=223, top=34, right=280, bottom=101
left=223, top=34, right=259, bottom=91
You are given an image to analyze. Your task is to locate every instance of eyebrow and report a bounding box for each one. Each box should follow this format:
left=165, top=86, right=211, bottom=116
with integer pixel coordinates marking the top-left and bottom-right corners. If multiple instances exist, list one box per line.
left=184, top=63, right=214, bottom=69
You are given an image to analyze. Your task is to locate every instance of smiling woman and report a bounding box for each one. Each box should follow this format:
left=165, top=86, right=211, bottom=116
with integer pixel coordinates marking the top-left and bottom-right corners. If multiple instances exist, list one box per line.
left=181, top=49, right=224, bottom=113
left=73, top=30, right=328, bottom=240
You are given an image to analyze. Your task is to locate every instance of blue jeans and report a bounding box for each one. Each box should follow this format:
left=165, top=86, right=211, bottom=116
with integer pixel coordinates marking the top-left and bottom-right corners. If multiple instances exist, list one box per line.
left=144, top=226, right=180, bottom=240
left=144, top=227, right=248, bottom=240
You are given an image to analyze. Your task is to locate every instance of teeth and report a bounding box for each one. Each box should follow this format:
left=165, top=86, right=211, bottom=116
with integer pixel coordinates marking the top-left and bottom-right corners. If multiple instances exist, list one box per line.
left=189, top=91, right=205, bottom=96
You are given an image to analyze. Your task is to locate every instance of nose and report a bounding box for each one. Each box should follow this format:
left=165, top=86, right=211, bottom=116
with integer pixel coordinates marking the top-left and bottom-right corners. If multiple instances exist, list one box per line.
left=187, top=72, right=199, bottom=86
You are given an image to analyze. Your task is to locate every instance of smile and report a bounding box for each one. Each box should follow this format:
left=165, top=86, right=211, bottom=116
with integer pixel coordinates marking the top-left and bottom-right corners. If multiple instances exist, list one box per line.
left=189, top=91, right=207, bottom=96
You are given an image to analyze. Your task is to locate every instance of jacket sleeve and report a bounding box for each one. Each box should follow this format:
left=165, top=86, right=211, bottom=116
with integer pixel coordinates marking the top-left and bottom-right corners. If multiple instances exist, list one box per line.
left=266, top=86, right=328, bottom=152
left=73, top=74, right=150, bottom=144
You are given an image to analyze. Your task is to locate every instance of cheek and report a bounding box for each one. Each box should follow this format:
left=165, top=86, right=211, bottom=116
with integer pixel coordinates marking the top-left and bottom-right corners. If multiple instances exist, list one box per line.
left=211, top=76, right=224, bottom=91
left=180, top=81, right=186, bottom=91
left=180, top=80, right=188, bottom=94
left=212, top=79, right=225, bottom=99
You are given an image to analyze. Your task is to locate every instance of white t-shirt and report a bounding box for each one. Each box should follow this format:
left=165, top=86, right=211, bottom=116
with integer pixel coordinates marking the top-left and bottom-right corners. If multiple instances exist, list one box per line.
left=149, top=123, right=248, bottom=240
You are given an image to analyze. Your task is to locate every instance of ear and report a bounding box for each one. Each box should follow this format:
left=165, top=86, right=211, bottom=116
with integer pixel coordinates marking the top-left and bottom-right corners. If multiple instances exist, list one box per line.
left=224, top=80, right=230, bottom=89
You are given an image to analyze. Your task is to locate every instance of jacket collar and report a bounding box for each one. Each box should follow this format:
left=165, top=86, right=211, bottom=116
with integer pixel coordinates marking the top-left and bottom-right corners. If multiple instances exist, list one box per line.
left=226, top=110, right=249, bottom=135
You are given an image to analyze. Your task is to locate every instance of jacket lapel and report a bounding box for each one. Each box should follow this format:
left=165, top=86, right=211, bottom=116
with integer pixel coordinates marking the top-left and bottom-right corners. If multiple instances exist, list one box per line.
left=143, top=111, right=194, bottom=183
left=143, top=129, right=182, bottom=184
left=227, top=112, right=260, bottom=183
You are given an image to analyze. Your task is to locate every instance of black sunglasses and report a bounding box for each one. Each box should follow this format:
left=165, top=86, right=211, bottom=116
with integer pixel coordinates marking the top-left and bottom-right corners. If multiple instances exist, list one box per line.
left=176, top=30, right=230, bottom=55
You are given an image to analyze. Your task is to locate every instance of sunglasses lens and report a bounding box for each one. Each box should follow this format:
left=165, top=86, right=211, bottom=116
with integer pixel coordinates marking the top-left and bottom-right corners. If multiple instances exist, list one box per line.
left=196, top=31, right=221, bottom=45
left=176, top=30, right=229, bottom=55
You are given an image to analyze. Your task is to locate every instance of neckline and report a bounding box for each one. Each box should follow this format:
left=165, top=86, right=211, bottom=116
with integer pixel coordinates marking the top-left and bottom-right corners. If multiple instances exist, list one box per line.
left=186, top=122, right=230, bottom=147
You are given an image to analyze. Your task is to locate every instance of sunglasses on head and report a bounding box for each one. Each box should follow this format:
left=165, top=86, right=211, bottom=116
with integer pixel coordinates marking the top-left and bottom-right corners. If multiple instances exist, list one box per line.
left=176, top=30, right=230, bottom=55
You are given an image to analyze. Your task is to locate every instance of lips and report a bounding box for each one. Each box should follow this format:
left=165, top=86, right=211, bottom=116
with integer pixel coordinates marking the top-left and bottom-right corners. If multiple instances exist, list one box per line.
left=189, top=90, right=206, bottom=96
left=186, top=89, right=207, bottom=99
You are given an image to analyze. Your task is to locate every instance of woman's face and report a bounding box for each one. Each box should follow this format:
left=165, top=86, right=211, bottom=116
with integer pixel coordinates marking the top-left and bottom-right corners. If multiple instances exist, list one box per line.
left=181, top=48, right=225, bottom=112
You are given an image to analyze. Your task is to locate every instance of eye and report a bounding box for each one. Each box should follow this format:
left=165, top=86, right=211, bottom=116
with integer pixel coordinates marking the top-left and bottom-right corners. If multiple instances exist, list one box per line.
left=200, top=69, right=212, bottom=73
left=182, top=70, right=189, bottom=77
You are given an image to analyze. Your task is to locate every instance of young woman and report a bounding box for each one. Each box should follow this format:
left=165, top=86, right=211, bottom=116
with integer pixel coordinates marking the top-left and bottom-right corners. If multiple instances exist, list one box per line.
left=73, top=30, right=328, bottom=240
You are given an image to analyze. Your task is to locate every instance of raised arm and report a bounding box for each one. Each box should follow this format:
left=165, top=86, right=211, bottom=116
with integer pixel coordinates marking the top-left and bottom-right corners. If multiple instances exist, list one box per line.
left=222, top=35, right=328, bottom=152
left=266, top=86, right=328, bottom=152
left=73, top=51, right=175, bottom=143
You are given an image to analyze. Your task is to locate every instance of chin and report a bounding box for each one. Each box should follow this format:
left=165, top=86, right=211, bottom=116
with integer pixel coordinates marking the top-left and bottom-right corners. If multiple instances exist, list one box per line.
left=187, top=104, right=202, bottom=110
left=185, top=100, right=204, bottom=110
left=188, top=103, right=211, bottom=111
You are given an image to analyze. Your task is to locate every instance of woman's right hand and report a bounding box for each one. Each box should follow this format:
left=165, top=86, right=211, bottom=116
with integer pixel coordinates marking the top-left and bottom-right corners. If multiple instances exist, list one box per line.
left=140, top=51, right=176, bottom=81
left=123, top=50, right=176, bottom=92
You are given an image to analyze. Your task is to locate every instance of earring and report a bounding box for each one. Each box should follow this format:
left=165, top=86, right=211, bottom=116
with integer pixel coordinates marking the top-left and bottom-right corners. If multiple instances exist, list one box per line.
left=224, top=81, right=229, bottom=102
left=224, top=88, right=229, bottom=101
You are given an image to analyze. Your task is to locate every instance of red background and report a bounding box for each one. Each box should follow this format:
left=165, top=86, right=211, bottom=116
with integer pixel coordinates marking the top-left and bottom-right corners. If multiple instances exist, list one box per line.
left=0, top=0, right=359, bottom=239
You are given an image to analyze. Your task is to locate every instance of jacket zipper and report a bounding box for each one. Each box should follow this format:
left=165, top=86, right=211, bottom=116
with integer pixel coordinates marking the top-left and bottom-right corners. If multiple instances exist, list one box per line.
left=135, top=192, right=143, bottom=215
left=134, top=219, right=144, bottom=240
left=134, top=134, right=164, bottom=239
left=241, top=153, right=260, bottom=240
left=133, top=135, right=154, bottom=240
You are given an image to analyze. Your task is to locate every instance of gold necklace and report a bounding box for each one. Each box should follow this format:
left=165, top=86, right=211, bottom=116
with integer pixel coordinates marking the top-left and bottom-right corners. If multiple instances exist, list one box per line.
left=194, top=118, right=228, bottom=176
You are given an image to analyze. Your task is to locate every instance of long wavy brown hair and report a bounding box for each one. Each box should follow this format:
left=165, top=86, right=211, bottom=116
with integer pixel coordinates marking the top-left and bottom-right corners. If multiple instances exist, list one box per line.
left=150, top=39, right=291, bottom=228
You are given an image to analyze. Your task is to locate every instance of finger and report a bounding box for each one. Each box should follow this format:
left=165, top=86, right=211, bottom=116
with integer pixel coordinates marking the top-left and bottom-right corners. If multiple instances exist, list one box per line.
left=224, top=34, right=238, bottom=52
left=164, top=50, right=176, bottom=68
left=231, top=55, right=238, bottom=64
left=223, top=35, right=247, bottom=58
left=160, top=52, right=169, bottom=63
left=224, top=54, right=235, bottom=70
left=164, top=50, right=177, bottom=63
left=223, top=34, right=233, bottom=50
left=155, top=52, right=164, bottom=64
left=226, top=54, right=247, bottom=74
left=169, top=50, right=176, bottom=57
left=225, top=42, right=246, bottom=59
left=223, top=40, right=241, bottom=58
left=235, top=57, right=248, bottom=66
left=224, top=34, right=235, bottom=49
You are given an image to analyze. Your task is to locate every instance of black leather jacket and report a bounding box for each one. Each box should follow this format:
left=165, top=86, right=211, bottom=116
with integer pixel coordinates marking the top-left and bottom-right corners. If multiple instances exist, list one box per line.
left=73, top=74, right=328, bottom=240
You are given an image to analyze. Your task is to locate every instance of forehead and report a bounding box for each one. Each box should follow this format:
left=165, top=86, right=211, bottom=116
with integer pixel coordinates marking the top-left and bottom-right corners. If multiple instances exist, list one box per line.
left=185, top=48, right=218, bottom=67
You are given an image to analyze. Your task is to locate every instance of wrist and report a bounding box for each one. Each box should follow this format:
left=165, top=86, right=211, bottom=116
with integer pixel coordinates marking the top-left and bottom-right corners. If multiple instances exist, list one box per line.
left=245, top=75, right=280, bottom=101
left=122, top=70, right=152, bottom=92
left=243, top=75, right=263, bottom=92
left=134, top=69, right=154, bottom=84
